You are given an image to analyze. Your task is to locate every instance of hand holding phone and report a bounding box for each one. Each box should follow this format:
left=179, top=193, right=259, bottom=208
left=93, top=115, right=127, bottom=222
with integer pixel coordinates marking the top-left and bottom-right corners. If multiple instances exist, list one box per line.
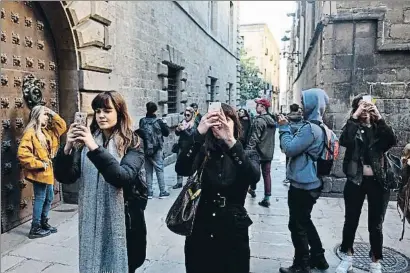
left=73, top=112, right=87, bottom=148
left=277, top=114, right=288, bottom=126
left=208, top=102, right=221, bottom=113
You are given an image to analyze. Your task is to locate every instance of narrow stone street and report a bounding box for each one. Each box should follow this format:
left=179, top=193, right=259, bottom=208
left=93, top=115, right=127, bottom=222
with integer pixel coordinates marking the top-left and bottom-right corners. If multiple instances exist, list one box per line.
left=2, top=138, right=410, bottom=273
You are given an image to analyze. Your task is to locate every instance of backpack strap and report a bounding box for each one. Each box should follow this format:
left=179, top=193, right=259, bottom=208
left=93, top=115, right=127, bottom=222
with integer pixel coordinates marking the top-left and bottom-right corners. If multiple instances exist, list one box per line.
left=301, top=121, right=327, bottom=162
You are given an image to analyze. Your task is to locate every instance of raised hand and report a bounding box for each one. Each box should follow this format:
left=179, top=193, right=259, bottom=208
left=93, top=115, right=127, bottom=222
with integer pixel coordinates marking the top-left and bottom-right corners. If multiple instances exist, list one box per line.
left=278, top=114, right=289, bottom=126
left=352, top=101, right=367, bottom=119
left=197, top=112, right=221, bottom=135
left=64, top=123, right=80, bottom=154
left=73, top=125, right=98, bottom=151
left=367, top=104, right=382, bottom=121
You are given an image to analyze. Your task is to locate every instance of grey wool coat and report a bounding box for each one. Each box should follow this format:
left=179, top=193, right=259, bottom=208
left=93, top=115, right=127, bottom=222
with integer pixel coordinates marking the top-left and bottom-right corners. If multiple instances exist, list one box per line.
left=54, top=132, right=146, bottom=273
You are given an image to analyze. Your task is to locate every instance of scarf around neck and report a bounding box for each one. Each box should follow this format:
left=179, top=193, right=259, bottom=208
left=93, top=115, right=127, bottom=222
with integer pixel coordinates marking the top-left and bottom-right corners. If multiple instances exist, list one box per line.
left=78, top=132, right=128, bottom=273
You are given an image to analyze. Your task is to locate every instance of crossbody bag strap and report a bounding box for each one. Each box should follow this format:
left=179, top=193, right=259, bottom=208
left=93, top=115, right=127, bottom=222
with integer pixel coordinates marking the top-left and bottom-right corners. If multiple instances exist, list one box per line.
left=198, top=154, right=209, bottom=183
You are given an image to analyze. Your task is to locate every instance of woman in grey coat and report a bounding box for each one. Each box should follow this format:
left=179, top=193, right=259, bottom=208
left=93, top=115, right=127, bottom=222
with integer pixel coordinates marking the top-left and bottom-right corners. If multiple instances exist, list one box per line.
left=54, top=91, right=146, bottom=273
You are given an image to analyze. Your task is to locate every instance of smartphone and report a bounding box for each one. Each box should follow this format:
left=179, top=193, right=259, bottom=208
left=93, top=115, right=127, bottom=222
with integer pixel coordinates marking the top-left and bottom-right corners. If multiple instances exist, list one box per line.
left=208, top=102, right=221, bottom=113
left=74, top=112, right=88, bottom=126
left=362, top=95, right=372, bottom=103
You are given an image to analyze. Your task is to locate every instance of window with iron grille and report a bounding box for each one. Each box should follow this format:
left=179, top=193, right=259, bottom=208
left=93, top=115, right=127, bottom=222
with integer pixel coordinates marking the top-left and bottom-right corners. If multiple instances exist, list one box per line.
left=210, top=1, right=217, bottom=32
left=227, top=83, right=233, bottom=104
left=210, top=78, right=217, bottom=102
left=167, top=67, right=180, bottom=114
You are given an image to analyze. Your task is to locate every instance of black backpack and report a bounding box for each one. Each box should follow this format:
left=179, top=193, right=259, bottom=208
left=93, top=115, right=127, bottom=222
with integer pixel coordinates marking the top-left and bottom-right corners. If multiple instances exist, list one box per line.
left=125, top=167, right=148, bottom=211
left=139, top=118, right=162, bottom=156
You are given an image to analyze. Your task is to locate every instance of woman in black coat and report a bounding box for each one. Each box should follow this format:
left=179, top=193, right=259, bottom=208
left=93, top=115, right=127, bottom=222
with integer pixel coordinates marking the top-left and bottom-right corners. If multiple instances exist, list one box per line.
left=175, top=103, right=260, bottom=273
left=238, top=108, right=252, bottom=147
left=173, top=107, right=196, bottom=189
left=53, top=91, right=146, bottom=273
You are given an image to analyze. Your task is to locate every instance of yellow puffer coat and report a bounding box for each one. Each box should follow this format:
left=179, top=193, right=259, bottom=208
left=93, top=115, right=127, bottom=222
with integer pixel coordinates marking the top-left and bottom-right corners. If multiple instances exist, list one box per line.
left=17, top=114, right=67, bottom=185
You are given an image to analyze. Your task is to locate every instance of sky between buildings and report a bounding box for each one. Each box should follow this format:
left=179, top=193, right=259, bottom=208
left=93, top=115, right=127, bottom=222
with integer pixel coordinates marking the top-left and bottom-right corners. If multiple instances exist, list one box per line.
left=240, top=1, right=296, bottom=107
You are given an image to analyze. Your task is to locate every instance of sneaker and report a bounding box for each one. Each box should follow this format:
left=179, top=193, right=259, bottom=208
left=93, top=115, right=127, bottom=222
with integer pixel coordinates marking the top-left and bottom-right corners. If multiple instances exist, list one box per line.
left=41, top=218, right=57, bottom=234
left=279, top=265, right=311, bottom=273
left=310, top=254, right=329, bottom=270
left=28, top=223, right=51, bottom=239
left=159, top=191, right=170, bottom=199
left=148, top=193, right=153, bottom=199
left=369, top=262, right=382, bottom=273
left=258, top=199, right=270, bottom=208
left=248, top=189, right=256, bottom=198
left=283, top=179, right=290, bottom=184
left=172, top=183, right=183, bottom=189
left=336, top=254, right=353, bottom=273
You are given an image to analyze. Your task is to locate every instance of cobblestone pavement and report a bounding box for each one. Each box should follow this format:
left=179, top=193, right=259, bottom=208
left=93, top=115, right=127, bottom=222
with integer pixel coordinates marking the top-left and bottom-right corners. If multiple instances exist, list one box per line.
left=2, top=138, right=410, bottom=273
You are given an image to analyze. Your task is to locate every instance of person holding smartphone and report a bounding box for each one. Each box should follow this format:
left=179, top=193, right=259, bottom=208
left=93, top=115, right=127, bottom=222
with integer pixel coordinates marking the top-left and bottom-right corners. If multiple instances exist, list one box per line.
left=53, top=91, right=147, bottom=273
left=336, top=94, right=397, bottom=273
left=175, top=103, right=260, bottom=273
left=18, top=105, right=67, bottom=239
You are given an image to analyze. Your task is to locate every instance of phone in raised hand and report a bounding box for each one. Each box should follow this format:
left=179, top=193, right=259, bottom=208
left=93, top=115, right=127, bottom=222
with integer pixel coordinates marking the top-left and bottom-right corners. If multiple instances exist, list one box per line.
left=74, top=112, right=88, bottom=127
left=208, top=102, right=221, bottom=113
left=362, top=95, right=372, bottom=103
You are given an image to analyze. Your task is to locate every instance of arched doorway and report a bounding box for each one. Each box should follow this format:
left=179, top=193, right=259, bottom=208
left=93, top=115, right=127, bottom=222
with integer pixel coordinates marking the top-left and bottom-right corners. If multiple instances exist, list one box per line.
left=1, top=1, right=78, bottom=232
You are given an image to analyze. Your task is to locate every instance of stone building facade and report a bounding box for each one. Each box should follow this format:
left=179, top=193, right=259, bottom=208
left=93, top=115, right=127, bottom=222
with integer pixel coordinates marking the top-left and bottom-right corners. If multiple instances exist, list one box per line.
left=240, top=24, right=281, bottom=112
left=65, top=1, right=240, bottom=202
left=285, top=1, right=410, bottom=196
left=0, top=0, right=240, bottom=229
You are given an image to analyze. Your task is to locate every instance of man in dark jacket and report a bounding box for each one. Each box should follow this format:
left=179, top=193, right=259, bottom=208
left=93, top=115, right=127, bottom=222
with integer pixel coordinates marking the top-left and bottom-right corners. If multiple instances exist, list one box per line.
left=247, top=98, right=277, bottom=207
left=138, top=102, right=170, bottom=199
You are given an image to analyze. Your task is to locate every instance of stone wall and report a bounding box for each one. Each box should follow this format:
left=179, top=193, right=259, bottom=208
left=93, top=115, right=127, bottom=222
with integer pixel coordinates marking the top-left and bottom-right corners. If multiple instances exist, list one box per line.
left=289, top=1, right=410, bottom=197
left=59, top=1, right=239, bottom=202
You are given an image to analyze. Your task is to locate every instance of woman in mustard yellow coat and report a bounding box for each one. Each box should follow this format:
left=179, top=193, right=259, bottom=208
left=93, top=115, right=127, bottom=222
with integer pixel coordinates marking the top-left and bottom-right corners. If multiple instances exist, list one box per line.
left=17, top=105, right=67, bottom=239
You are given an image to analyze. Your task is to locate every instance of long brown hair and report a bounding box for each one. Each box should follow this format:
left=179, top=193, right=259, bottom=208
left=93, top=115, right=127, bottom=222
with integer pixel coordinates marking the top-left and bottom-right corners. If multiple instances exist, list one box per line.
left=205, top=103, right=242, bottom=151
left=90, top=91, right=138, bottom=156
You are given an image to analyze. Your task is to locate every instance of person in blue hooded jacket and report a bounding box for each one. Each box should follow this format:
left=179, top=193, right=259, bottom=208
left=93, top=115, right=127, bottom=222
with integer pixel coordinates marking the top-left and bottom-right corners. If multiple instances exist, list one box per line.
left=277, top=88, right=330, bottom=273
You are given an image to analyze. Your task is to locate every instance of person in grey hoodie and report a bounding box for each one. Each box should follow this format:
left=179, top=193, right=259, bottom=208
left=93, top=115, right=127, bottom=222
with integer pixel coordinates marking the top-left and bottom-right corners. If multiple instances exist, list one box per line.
left=278, top=88, right=330, bottom=273
left=247, top=98, right=277, bottom=207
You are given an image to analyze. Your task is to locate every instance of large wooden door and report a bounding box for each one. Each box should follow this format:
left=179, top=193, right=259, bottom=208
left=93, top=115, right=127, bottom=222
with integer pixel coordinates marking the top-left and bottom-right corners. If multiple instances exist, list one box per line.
left=1, top=1, right=60, bottom=233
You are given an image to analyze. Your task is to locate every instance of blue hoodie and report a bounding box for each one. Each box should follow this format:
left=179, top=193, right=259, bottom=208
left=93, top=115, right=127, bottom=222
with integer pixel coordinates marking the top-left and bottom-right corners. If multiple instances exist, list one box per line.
left=279, top=88, right=329, bottom=190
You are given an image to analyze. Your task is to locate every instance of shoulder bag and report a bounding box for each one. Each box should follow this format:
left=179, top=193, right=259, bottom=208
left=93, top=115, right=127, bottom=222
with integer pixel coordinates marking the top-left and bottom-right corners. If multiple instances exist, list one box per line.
left=165, top=155, right=208, bottom=236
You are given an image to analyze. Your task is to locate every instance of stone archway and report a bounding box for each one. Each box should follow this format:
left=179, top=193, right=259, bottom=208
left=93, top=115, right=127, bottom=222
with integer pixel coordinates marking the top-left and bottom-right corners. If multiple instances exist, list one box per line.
left=49, top=1, right=114, bottom=203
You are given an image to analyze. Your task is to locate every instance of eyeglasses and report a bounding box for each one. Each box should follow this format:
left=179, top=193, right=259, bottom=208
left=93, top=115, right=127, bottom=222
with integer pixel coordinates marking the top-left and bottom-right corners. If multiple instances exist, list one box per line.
left=184, top=114, right=191, bottom=117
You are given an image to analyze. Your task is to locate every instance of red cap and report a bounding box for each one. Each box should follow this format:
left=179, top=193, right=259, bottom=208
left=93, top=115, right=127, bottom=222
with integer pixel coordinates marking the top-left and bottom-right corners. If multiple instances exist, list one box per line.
left=255, top=98, right=271, bottom=108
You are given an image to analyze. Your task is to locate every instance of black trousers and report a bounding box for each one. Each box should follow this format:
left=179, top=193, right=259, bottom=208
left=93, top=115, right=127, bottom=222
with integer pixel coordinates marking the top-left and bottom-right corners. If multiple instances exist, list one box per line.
left=126, top=208, right=147, bottom=273
left=288, top=186, right=325, bottom=265
left=340, top=177, right=390, bottom=260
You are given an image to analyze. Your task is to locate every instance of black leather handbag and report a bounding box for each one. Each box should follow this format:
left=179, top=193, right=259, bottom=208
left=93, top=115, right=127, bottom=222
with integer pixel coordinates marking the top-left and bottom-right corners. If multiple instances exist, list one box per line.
left=166, top=156, right=208, bottom=236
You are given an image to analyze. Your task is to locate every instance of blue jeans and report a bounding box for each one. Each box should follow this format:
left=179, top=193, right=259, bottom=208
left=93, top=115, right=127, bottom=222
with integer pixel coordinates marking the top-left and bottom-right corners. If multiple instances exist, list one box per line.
left=32, top=182, right=54, bottom=225
left=145, top=149, right=165, bottom=194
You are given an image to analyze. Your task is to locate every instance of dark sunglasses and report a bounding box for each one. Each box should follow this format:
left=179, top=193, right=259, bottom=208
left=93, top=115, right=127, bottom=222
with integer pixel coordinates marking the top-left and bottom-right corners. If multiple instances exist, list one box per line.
left=184, top=113, right=191, bottom=117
